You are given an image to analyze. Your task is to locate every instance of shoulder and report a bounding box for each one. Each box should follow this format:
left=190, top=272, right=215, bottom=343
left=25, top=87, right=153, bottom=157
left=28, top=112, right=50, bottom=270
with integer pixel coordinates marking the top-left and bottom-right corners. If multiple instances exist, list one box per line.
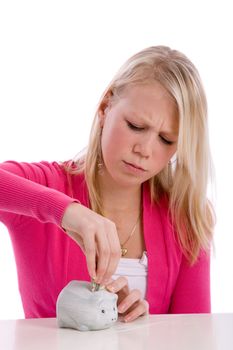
left=0, top=160, right=68, bottom=189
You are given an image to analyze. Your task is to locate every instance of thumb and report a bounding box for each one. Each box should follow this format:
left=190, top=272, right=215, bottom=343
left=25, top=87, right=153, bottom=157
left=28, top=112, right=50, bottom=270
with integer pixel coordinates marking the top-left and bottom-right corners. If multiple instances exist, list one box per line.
left=65, top=230, right=85, bottom=253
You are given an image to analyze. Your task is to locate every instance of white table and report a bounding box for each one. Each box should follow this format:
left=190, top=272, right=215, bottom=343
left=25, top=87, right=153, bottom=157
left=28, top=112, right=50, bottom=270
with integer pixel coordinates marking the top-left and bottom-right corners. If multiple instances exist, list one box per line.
left=0, top=313, right=233, bottom=350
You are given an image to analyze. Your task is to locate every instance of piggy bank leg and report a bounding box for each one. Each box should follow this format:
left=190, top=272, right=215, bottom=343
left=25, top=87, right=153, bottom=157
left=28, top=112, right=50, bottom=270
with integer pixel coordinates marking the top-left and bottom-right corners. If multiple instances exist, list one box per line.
left=58, top=314, right=90, bottom=332
left=77, top=324, right=90, bottom=332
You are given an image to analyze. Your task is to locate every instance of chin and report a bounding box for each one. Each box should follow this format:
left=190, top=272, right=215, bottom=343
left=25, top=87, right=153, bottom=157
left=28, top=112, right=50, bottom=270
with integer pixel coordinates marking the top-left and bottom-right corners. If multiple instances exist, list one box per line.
left=102, top=164, right=146, bottom=188
left=113, top=175, right=144, bottom=189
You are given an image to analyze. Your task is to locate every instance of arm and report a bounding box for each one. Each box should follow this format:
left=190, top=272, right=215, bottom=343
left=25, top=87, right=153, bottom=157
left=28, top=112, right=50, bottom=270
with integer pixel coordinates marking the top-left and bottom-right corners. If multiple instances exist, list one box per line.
left=0, top=161, right=121, bottom=283
left=168, top=250, right=211, bottom=314
left=0, top=165, right=74, bottom=226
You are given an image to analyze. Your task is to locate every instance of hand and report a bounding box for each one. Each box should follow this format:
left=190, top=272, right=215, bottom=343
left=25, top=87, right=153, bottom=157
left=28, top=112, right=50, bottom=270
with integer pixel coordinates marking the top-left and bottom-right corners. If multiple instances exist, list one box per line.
left=106, top=276, right=149, bottom=322
left=61, top=202, right=121, bottom=284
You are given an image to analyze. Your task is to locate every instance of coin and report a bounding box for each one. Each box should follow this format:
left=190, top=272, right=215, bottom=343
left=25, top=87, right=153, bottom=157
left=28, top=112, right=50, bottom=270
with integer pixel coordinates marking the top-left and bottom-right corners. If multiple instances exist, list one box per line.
left=90, top=278, right=101, bottom=292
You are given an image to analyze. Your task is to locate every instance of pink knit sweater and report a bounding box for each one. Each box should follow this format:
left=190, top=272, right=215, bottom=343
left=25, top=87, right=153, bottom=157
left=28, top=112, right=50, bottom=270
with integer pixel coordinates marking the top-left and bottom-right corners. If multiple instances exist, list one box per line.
left=0, top=161, right=211, bottom=318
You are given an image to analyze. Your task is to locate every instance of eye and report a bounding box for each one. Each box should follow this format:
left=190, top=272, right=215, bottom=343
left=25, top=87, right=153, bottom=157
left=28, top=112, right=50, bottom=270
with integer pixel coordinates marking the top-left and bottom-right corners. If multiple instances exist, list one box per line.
left=101, top=309, right=105, bottom=313
left=159, top=135, right=174, bottom=145
left=126, top=120, right=144, bottom=131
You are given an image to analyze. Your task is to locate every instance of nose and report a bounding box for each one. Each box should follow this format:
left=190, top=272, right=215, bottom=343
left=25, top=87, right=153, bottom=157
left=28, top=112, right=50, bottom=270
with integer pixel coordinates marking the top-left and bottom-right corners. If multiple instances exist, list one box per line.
left=133, top=134, right=154, bottom=158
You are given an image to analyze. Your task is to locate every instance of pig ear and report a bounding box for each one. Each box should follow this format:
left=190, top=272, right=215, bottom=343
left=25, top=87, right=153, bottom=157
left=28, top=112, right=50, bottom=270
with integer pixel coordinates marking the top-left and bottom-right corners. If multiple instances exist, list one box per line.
left=92, top=293, right=104, bottom=303
left=107, top=292, right=118, bottom=301
left=109, top=293, right=118, bottom=301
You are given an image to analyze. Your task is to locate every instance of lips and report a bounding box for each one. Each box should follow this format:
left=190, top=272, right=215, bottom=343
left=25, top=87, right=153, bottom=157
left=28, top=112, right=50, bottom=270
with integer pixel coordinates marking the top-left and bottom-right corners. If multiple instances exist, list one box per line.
left=123, top=161, right=146, bottom=171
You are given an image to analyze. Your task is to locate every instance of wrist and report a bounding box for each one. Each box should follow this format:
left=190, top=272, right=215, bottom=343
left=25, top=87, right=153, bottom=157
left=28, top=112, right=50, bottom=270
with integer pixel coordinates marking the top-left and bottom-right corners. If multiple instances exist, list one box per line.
left=61, top=201, right=80, bottom=231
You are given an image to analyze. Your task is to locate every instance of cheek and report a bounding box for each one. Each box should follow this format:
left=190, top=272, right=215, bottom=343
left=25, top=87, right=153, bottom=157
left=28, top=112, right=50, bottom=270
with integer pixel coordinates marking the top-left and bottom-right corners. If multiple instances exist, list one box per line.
left=101, top=128, right=118, bottom=157
left=101, top=122, right=129, bottom=155
left=152, top=144, right=176, bottom=167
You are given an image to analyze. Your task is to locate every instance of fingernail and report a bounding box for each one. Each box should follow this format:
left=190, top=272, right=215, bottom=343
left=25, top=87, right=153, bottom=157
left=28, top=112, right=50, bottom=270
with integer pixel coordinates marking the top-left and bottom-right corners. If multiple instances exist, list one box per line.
left=118, top=303, right=127, bottom=312
left=107, top=285, right=115, bottom=293
left=124, top=315, right=132, bottom=322
left=95, top=278, right=101, bottom=284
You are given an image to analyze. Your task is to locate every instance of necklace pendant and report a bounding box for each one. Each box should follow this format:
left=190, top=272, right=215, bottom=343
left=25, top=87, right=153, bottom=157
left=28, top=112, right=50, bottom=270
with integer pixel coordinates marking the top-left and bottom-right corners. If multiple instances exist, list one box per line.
left=121, top=247, right=128, bottom=257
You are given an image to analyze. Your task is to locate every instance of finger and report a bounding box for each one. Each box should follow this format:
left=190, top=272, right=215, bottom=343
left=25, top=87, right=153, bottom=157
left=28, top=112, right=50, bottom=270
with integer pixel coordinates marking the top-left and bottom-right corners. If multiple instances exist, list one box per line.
left=82, top=230, right=98, bottom=279
left=95, top=227, right=111, bottom=283
left=106, top=276, right=130, bottom=294
left=123, top=300, right=149, bottom=323
left=101, top=225, right=121, bottom=283
left=117, top=289, right=142, bottom=313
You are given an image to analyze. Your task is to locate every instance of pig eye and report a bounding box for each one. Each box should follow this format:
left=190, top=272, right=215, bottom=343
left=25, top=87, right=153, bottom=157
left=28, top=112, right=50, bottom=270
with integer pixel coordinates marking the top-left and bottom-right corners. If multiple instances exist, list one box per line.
left=101, top=309, right=105, bottom=313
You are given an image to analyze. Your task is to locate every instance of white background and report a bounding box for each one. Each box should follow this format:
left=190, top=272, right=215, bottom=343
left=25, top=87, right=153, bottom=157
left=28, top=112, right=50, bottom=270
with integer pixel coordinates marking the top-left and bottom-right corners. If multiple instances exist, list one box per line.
left=0, top=0, right=232, bottom=319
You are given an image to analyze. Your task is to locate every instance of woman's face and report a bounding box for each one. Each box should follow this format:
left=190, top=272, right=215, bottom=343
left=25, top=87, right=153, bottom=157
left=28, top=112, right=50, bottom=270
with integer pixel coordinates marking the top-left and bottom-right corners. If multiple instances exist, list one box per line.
left=98, top=82, right=179, bottom=189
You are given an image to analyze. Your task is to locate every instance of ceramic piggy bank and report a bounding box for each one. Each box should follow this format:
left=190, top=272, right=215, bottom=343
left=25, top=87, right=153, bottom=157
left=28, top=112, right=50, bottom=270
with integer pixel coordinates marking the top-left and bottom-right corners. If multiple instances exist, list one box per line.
left=56, top=280, right=118, bottom=331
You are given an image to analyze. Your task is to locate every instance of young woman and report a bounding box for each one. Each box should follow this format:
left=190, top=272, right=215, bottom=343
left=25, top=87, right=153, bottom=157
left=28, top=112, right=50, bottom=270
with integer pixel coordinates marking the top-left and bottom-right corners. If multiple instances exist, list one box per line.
left=0, top=46, right=215, bottom=322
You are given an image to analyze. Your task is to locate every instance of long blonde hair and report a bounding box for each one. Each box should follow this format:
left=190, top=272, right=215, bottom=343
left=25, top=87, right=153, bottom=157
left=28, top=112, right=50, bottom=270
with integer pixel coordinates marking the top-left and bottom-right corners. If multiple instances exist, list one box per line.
left=64, top=46, right=215, bottom=263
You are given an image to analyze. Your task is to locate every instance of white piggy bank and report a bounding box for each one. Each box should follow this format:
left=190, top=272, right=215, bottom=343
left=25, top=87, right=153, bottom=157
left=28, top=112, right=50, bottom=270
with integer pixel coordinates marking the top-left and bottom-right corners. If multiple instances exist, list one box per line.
left=56, top=280, right=118, bottom=331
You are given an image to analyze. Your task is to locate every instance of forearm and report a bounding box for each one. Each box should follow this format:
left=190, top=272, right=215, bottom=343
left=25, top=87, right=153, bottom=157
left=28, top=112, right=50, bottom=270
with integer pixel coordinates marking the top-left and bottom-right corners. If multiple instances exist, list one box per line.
left=0, top=168, right=74, bottom=226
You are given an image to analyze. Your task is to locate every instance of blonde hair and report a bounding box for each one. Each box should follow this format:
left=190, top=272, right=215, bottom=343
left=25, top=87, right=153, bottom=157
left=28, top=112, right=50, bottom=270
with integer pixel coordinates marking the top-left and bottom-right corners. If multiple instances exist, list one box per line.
left=64, top=46, right=215, bottom=263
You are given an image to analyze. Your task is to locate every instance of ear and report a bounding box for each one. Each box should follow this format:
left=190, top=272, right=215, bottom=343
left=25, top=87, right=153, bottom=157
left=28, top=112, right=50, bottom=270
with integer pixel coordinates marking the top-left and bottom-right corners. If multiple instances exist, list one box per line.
left=98, top=91, right=113, bottom=128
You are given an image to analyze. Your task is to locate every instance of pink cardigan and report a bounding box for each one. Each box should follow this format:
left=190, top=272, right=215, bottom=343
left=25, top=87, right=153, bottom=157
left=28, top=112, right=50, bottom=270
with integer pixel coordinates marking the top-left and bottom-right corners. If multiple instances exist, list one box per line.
left=0, top=161, right=210, bottom=318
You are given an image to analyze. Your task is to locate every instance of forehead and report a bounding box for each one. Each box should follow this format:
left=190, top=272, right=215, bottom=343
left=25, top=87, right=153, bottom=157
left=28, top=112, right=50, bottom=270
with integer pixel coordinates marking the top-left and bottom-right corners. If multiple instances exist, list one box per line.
left=115, top=83, right=179, bottom=134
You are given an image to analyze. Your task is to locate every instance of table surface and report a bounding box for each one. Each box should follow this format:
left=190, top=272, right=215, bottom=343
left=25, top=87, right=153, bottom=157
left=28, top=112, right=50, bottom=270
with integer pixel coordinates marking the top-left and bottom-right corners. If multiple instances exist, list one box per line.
left=0, top=313, right=233, bottom=350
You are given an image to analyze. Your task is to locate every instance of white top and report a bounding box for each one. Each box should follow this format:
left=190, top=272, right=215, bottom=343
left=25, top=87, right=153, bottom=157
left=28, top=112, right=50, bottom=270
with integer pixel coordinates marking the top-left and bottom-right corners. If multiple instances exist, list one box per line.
left=112, top=251, right=148, bottom=299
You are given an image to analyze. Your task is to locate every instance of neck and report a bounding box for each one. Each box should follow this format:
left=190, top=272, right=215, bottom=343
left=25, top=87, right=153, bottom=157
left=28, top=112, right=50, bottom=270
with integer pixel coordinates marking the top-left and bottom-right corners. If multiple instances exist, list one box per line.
left=97, top=174, right=142, bottom=215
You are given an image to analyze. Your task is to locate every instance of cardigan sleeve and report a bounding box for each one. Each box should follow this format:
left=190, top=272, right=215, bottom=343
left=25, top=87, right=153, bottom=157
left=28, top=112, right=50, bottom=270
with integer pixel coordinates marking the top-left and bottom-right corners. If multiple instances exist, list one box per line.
left=0, top=161, right=75, bottom=227
left=168, top=249, right=211, bottom=314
